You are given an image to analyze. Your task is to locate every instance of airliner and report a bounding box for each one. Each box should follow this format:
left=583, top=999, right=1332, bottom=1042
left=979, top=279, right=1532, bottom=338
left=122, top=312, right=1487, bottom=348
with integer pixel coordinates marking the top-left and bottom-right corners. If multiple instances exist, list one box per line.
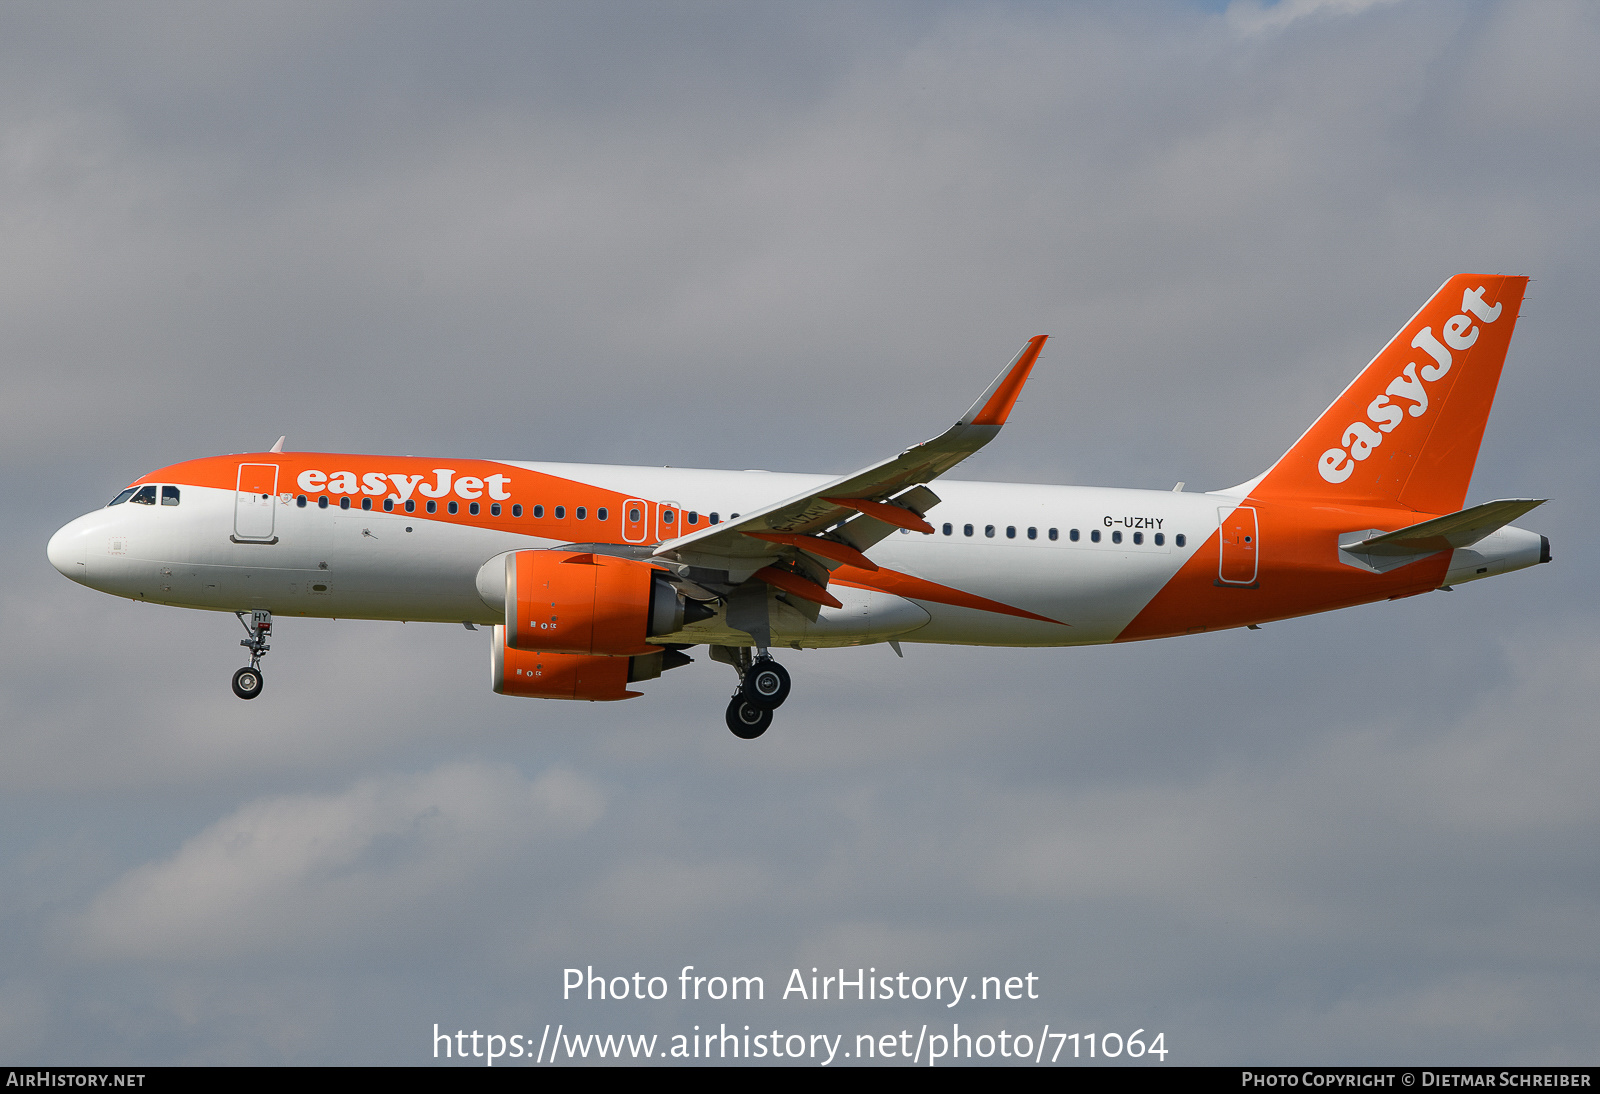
left=47, top=275, right=1549, bottom=738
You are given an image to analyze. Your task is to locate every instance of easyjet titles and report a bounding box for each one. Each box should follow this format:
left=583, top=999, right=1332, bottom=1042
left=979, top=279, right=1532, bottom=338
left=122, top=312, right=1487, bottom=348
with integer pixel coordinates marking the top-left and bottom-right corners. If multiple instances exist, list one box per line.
left=1317, top=285, right=1503, bottom=485
left=296, top=467, right=513, bottom=504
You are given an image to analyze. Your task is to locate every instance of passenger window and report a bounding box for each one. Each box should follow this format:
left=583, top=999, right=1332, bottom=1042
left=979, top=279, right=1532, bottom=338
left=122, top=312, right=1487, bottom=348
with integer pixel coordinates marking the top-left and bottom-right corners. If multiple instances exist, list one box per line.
left=1091, top=529, right=1101, bottom=542
left=1006, top=526, right=1016, bottom=539
left=490, top=503, right=500, bottom=516
left=318, top=496, right=329, bottom=509
left=710, top=512, right=720, bottom=524
left=1069, top=528, right=1079, bottom=542
left=1154, top=532, right=1164, bottom=546
left=534, top=505, right=544, bottom=518
left=943, top=523, right=953, bottom=536
left=577, top=506, right=587, bottom=520
left=1112, top=530, right=1122, bottom=543
left=362, top=497, right=373, bottom=511
left=985, top=525, right=995, bottom=538
left=963, top=524, right=974, bottom=537
left=628, top=507, right=640, bottom=522
left=1133, top=531, right=1142, bottom=545
left=469, top=502, right=480, bottom=515
left=130, top=485, right=157, bottom=506
left=1027, top=527, right=1037, bottom=540
left=161, top=486, right=181, bottom=506
left=687, top=511, right=698, bottom=525
left=405, top=500, right=416, bottom=513
left=446, top=500, right=456, bottom=514
left=1049, top=528, right=1058, bottom=541
left=1176, top=533, right=1187, bottom=548
left=663, top=510, right=675, bottom=525
left=554, top=505, right=565, bottom=519
left=341, top=497, right=351, bottom=511
left=108, top=488, right=138, bottom=507
left=384, top=498, right=395, bottom=512
left=512, top=504, right=522, bottom=517
left=296, top=495, right=307, bottom=508
left=426, top=501, right=437, bottom=514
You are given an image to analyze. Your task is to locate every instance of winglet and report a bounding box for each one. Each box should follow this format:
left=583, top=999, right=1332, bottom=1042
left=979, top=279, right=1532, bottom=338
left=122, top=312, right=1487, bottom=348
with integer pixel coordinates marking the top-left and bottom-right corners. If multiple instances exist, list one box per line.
left=959, top=335, right=1047, bottom=427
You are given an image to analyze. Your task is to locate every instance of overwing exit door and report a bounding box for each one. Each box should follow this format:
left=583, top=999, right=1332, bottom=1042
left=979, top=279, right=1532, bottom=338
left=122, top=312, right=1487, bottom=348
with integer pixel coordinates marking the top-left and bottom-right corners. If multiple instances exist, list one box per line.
left=622, top=499, right=649, bottom=543
left=658, top=501, right=681, bottom=542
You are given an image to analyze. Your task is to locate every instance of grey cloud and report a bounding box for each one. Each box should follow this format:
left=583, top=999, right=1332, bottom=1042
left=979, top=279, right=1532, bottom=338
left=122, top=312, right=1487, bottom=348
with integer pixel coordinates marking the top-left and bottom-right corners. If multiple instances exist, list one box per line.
left=68, top=763, right=604, bottom=962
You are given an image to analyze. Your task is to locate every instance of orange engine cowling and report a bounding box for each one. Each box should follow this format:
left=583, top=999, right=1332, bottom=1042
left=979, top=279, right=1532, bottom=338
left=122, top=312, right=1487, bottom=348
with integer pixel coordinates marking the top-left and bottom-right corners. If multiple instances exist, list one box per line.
left=491, top=625, right=694, bottom=701
left=503, top=550, right=705, bottom=656
left=492, top=625, right=640, bottom=701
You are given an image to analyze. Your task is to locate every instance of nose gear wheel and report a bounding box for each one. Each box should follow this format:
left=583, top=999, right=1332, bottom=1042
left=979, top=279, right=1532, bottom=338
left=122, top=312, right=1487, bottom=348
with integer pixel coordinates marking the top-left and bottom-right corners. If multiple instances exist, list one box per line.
left=232, top=666, right=263, bottom=699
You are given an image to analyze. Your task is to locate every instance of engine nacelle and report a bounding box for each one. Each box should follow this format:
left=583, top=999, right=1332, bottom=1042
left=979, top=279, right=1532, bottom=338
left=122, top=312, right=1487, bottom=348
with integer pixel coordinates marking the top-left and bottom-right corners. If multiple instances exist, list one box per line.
left=495, top=550, right=711, bottom=656
left=492, top=625, right=640, bottom=701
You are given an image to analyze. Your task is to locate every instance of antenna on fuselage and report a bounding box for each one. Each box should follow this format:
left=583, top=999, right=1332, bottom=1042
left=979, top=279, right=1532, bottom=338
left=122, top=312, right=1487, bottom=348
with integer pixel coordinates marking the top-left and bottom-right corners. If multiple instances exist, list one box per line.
left=269, top=436, right=286, bottom=453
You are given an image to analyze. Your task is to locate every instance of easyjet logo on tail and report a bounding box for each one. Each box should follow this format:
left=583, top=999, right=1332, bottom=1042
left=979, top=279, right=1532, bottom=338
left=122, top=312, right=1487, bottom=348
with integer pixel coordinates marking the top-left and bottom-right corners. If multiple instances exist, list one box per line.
left=1318, top=286, right=1503, bottom=484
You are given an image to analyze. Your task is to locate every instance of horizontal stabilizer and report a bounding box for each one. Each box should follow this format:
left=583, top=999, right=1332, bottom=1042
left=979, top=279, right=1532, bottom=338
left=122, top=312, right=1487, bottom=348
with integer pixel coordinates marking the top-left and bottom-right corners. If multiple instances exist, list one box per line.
left=1342, top=498, right=1546, bottom=556
left=1338, top=498, right=1546, bottom=575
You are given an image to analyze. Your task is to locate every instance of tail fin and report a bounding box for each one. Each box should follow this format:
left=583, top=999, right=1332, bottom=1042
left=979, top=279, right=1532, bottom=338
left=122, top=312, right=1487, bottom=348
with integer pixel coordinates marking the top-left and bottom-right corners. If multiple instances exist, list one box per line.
left=1244, top=274, right=1527, bottom=514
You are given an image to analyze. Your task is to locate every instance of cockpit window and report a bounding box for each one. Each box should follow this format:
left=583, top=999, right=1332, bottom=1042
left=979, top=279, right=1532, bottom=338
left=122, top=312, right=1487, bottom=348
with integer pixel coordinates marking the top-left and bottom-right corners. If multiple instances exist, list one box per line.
left=161, top=486, right=180, bottom=506
left=129, top=485, right=158, bottom=506
left=108, top=488, right=137, bottom=506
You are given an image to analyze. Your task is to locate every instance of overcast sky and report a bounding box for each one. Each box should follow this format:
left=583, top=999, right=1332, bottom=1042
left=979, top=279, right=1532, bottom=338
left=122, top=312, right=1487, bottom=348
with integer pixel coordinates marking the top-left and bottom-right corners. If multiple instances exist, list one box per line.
left=3, top=0, right=1597, bottom=1066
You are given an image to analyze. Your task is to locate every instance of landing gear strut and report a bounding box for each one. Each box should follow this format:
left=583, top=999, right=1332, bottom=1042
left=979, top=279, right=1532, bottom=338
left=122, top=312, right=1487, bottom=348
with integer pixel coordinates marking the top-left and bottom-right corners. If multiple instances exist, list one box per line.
left=719, top=646, right=791, bottom=739
left=232, top=609, right=271, bottom=700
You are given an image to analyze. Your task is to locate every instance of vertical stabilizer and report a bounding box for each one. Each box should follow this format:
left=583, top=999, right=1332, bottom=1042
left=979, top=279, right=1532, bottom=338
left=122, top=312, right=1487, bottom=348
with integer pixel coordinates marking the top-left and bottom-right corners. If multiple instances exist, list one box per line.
left=1246, top=275, right=1527, bottom=514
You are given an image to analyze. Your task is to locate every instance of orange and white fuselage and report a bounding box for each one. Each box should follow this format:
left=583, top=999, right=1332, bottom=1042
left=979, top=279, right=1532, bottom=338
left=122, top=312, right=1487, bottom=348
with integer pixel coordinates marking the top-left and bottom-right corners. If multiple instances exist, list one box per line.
left=46, top=275, right=1550, bottom=726
left=41, top=462, right=1546, bottom=644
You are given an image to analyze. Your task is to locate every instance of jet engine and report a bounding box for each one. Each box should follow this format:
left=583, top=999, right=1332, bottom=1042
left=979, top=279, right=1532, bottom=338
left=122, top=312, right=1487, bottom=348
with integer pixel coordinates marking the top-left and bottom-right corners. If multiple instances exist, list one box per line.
left=491, top=625, right=694, bottom=701
left=484, top=549, right=714, bottom=656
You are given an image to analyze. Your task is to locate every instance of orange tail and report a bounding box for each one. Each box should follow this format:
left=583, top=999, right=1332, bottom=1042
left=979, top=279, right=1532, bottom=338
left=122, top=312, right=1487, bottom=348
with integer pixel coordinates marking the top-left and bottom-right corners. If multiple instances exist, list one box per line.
left=1246, top=274, right=1528, bottom=514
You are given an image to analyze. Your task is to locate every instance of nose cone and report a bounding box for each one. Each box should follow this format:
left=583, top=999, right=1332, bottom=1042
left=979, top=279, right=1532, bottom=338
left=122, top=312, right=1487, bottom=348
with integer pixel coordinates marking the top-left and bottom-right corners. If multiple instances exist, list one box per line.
left=47, top=515, right=92, bottom=583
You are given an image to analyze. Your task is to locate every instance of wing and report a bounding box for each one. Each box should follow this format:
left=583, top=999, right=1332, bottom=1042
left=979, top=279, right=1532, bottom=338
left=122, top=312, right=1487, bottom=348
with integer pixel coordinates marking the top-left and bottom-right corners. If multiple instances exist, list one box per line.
left=653, top=335, right=1047, bottom=594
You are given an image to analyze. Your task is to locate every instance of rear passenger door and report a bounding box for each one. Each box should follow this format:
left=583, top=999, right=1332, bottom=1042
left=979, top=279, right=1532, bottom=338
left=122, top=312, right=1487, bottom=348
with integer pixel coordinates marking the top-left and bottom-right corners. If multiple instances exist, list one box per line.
left=1217, top=505, right=1258, bottom=586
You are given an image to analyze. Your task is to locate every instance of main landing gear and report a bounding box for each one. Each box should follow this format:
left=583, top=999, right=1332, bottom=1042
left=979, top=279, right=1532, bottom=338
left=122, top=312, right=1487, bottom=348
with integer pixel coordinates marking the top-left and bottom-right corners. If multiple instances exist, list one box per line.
left=722, top=647, right=791, bottom=739
left=232, top=609, right=272, bottom=700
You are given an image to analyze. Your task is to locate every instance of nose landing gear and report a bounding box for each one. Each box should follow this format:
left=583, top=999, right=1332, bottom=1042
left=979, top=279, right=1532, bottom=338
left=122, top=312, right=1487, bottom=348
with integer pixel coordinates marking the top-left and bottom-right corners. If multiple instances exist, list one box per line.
left=232, top=610, right=272, bottom=700
left=719, top=646, right=791, bottom=739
